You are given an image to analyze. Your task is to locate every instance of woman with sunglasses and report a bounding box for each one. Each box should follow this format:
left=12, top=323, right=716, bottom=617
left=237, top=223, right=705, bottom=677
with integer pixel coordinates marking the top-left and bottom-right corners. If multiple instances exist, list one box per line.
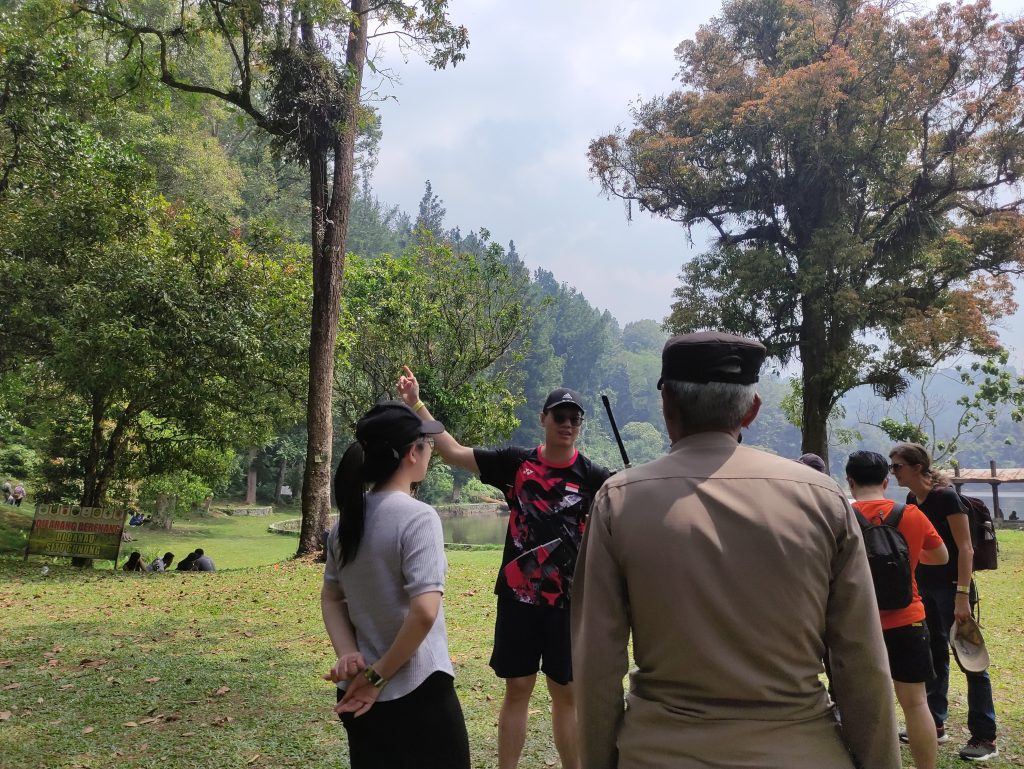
left=888, top=442, right=998, bottom=761
left=321, top=401, right=470, bottom=769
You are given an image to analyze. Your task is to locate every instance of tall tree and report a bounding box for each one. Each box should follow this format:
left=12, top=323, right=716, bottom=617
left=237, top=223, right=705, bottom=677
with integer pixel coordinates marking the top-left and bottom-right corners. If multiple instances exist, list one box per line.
left=335, top=237, right=531, bottom=445
left=590, top=0, right=1024, bottom=462
left=416, top=179, right=447, bottom=236
left=78, top=0, right=469, bottom=554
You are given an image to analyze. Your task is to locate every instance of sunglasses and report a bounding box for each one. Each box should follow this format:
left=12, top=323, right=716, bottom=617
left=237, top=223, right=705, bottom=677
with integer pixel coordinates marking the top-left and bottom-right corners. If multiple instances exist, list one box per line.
left=549, top=411, right=584, bottom=426
left=419, top=436, right=435, bottom=448
left=889, top=462, right=906, bottom=471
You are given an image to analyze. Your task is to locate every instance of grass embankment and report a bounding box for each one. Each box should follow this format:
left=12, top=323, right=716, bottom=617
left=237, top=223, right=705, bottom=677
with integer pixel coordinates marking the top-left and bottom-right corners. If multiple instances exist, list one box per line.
left=0, top=502, right=301, bottom=570
left=1, top=516, right=1022, bottom=769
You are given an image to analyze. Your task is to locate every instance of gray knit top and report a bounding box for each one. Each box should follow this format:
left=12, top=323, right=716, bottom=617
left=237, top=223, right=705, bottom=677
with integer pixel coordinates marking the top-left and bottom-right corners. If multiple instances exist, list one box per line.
left=324, top=490, right=453, bottom=701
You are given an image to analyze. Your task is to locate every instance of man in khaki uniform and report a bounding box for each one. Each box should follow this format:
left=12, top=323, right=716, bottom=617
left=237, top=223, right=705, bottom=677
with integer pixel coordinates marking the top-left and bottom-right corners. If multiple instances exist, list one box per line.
left=572, top=331, right=899, bottom=769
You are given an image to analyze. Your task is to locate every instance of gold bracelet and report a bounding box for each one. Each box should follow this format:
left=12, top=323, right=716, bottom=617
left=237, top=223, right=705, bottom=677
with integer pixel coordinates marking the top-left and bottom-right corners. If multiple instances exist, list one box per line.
left=956, top=584, right=970, bottom=595
left=363, top=665, right=387, bottom=689
left=413, top=400, right=425, bottom=412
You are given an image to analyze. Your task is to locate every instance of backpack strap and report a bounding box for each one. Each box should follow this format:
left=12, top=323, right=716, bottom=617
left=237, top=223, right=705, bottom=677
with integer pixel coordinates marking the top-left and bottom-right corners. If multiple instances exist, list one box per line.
left=885, top=502, right=906, bottom=528
left=852, top=506, right=872, bottom=530
left=852, top=502, right=906, bottom=528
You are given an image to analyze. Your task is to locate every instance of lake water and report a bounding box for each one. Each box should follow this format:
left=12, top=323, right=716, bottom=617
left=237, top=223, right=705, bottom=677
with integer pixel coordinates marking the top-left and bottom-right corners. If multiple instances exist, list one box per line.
left=884, top=488, right=1024, bottom=518
left=441, top=514, right=508, bottom=545
left=435, top=484, right=1024, bottom=546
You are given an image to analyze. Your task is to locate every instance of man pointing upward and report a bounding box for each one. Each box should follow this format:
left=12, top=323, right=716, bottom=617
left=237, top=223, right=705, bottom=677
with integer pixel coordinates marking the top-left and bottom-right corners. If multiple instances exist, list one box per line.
left=398, top=366, right=609, bottom=769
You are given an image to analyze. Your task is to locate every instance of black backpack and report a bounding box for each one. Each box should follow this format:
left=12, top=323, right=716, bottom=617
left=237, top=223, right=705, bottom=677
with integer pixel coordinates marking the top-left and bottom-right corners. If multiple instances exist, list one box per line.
left=854, top=503, right=913, bottom=610
left=956, top=493, right=999, bottom=571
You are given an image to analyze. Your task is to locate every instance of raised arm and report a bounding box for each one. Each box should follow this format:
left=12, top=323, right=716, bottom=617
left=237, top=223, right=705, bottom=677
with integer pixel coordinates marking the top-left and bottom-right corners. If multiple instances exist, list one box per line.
left=397, top=365, right=479, bottom=475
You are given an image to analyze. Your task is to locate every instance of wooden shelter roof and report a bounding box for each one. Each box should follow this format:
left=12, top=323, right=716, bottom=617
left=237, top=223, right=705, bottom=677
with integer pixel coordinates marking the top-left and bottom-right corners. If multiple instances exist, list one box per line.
left=952, top=468, right=1024, bottom=483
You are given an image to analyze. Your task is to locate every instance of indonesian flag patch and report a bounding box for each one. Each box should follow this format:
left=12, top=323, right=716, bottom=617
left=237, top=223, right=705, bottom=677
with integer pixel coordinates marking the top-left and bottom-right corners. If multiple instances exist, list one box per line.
left=565, top=482, right=580, bottom=494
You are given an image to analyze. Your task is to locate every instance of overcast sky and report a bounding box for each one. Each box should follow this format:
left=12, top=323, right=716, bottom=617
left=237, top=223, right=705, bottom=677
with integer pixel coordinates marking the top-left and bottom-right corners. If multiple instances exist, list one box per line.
left=368, top=0, right=1024, bottom=365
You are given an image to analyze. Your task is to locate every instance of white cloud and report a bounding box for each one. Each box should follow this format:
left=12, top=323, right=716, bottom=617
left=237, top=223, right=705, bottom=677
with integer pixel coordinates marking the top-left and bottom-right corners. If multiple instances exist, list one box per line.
left=366, top=0, right=1024, bottom=355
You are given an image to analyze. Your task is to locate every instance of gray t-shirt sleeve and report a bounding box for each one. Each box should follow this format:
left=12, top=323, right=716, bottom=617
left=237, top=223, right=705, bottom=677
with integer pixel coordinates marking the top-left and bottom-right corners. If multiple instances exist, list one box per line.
left=401, top=508, right=447, bottom=598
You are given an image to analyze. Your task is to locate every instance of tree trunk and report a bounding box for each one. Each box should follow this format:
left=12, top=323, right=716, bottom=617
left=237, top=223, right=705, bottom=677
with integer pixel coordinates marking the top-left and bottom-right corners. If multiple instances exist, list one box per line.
left=76, top=393, right=138, bottom=567
left=297, top=0, right=369, bottom=556
left=799, top=312, right=832, bottom=466
left=245, top=447, right=258, bottom=504
left=153, top=494, right=177, bottom=530
left=275, top=456, right=287, bottom=505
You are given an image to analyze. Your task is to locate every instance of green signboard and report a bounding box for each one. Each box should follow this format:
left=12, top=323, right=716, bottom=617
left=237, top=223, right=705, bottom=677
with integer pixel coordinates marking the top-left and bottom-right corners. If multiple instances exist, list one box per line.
left=26, top=504, right=128, bottom=562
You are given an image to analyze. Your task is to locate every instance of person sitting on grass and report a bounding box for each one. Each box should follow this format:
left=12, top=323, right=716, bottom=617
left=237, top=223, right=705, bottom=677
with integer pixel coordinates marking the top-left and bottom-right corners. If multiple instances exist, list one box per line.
left=192, top=548, right=216, bottom=572
left=122, top=551, right=146, bottom=572
left=148, top=552, right=175, bottom=572
left=846, top=451, right=948, bottom=769
left=128, top=511, right=145, bottom=527
left=176, top=551, right=200, bottom=571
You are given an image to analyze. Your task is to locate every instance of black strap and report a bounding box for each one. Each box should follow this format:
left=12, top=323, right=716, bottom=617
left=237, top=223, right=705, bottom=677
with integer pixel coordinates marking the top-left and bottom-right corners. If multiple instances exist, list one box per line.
left=853, top=502, right=905, bottom=528
left=885, top=502, right=906, bottom=528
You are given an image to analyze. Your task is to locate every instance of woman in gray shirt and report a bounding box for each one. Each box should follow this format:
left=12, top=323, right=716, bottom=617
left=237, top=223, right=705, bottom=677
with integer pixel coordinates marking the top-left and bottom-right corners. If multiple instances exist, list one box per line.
left=321, top=401, right=470, bottom=769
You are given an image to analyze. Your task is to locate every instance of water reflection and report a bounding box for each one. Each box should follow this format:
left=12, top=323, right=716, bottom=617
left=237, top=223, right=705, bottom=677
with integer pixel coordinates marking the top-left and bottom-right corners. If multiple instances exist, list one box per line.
left=441, top=514, right=508, bottom=545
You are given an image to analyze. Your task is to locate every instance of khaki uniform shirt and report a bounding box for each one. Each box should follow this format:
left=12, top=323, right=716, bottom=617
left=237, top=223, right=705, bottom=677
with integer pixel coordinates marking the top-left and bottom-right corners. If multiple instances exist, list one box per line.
left=572, top=432, right=899, bottom=769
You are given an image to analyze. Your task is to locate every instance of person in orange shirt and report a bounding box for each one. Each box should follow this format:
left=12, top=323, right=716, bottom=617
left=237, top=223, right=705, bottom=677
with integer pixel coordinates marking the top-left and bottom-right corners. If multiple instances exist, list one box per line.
left=846, top=451, right=948, bottom=769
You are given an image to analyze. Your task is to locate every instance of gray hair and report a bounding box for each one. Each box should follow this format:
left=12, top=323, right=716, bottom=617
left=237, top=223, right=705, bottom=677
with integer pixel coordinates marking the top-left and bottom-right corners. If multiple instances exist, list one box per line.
left=661, top=379, right=757, bottom=432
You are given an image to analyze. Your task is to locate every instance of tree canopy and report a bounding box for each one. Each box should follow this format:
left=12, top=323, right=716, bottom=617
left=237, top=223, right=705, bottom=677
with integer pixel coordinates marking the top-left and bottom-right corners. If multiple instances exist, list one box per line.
left=590, top=0, right=1024, bottom=461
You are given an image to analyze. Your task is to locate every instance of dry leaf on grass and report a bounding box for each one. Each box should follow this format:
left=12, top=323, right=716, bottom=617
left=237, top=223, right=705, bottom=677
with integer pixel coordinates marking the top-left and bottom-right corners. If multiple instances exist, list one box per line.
left=123, top=721, right=138, bottom=728
left=144, top=677, right=160, bottom=683
left=59, top=684, right=74, bottom=690
left=2, top=683, right=21, bottom=690
left=214, top=686, right=230, bottom=696
left=0, top=711, right=11, bottom=721
left=247, top=755, right=261, bottom=765
left=0, top=660, right=14, bottom=668
left=81, top=726, right=94, bottom=735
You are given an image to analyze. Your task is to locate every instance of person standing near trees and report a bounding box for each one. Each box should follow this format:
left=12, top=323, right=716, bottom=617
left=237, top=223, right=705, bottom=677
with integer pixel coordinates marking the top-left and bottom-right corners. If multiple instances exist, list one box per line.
left=398, top=366, right=610, bottom=769
left=889, top=442, right=998, bottom=761
left=321, top=401, right=469, bottom=769
left=572, top=332, right=899, bottom=769
left=846, top=451, right=948, bottom=769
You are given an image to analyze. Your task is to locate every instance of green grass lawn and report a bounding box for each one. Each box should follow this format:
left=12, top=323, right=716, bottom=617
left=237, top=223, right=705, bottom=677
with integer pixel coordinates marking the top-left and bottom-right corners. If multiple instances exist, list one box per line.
left=1, top=515, right=1021, bottom=768
left=0, top=502, right=301, bottom=570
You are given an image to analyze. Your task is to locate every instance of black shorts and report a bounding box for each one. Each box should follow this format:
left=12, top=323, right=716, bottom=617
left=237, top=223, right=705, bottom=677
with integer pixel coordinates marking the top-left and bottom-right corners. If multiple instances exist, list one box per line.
left=883, top=622, right=936, bottom=684
left=489, top=596, right=573, bottom=685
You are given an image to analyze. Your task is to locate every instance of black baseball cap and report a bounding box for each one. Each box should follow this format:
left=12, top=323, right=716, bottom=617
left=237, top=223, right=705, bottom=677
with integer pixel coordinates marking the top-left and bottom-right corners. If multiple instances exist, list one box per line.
left=658, top=331, right=766, bottom=388
left=542, top=388, right=585, bottom=414
left=356, top=401, right=444, bottom=448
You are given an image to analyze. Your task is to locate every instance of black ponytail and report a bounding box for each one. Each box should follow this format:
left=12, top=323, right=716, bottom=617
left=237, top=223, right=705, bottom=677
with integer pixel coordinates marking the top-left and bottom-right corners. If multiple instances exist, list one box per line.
left=332, top=437, right=418, bottom=566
